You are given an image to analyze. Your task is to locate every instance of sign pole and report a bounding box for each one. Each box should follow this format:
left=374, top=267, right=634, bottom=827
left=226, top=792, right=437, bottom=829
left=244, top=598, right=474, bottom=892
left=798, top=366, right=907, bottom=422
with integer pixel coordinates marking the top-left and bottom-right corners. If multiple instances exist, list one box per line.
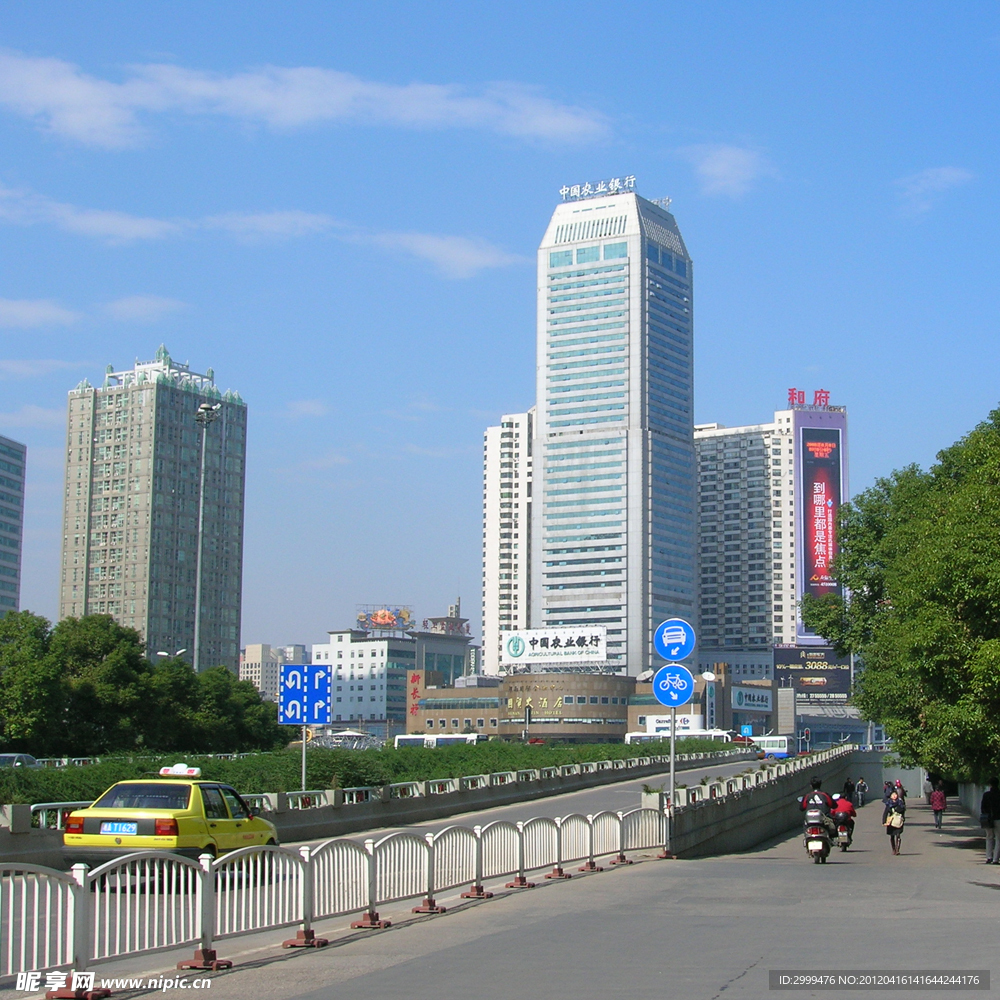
left=301, top=725, right=307, bottom=792
left=669, top=706, right=676, bottom=850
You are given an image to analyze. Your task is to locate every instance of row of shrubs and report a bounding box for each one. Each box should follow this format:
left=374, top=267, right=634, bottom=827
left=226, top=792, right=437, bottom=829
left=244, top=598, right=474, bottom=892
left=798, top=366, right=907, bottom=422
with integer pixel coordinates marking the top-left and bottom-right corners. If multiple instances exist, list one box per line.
left=1, top=737, right=737, bottom=804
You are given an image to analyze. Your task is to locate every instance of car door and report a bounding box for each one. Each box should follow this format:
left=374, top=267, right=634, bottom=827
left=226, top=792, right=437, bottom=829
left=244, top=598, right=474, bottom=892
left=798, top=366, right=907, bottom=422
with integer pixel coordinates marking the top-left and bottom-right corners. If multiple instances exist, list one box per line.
left=219, top=786, right=266, bottom=847
left=199, top=785, right=240, bottom=852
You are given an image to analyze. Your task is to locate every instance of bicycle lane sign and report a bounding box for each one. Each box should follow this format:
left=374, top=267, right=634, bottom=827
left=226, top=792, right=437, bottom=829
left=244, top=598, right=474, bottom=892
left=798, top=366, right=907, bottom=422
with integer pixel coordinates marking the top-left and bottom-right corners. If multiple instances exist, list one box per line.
left=652, top=663, right=695, bottom=708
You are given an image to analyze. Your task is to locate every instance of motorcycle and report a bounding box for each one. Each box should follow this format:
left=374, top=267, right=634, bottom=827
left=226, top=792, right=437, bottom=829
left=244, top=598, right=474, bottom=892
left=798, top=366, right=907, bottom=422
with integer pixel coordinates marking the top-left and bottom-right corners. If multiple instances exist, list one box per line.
left=836, top=822, right=853, bottom=851
left=804, top=807, right=831, bottom=863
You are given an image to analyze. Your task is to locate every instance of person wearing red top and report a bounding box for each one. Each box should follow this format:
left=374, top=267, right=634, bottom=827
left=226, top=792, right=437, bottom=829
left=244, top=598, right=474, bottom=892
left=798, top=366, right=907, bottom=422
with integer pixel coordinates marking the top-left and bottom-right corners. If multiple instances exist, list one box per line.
left=832, top=793, right=857, bottom=838
left=930, top=782, right=947, bottom=830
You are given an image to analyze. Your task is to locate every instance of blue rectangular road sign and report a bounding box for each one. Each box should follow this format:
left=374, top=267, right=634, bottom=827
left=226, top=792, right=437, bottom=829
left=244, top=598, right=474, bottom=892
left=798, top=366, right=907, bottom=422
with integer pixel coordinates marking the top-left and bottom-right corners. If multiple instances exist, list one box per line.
left=278, top=664, right=332, bottom=726
left=740, top=724, right=753, bottom=737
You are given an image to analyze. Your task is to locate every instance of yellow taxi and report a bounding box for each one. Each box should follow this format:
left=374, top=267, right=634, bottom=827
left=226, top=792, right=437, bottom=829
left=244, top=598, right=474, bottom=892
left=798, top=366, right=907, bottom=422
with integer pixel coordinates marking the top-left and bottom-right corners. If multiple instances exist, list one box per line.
left=63, top=764, right=278, bottom=867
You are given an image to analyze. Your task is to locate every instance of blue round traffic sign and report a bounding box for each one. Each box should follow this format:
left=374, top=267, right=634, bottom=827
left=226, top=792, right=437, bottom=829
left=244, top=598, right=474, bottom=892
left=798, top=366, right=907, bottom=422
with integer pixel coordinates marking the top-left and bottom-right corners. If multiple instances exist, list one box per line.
left=653, top=618, right=696, bottom=660
left=652, top=664, right=695, bottom=708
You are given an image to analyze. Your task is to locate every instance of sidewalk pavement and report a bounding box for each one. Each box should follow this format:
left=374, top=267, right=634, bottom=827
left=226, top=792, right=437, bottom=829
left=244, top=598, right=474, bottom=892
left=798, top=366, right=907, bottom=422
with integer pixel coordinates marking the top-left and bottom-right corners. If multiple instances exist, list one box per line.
left=42, top=788, right=999, bottom=1000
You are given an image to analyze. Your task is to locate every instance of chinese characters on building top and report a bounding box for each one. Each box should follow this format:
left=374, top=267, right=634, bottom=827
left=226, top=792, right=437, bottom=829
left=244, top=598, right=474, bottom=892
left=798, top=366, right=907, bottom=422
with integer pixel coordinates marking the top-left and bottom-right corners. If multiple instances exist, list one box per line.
left=559, top=176, right=636, bottom=201
left=787, top=388, right=831, bottom=408
left=501, top=626, right=607, bottom=665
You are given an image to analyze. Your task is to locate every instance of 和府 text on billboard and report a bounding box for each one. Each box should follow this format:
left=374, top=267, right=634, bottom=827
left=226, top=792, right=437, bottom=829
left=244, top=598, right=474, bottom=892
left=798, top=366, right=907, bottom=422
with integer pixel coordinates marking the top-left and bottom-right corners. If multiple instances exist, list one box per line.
left=801, top=427, right=842, bottom=603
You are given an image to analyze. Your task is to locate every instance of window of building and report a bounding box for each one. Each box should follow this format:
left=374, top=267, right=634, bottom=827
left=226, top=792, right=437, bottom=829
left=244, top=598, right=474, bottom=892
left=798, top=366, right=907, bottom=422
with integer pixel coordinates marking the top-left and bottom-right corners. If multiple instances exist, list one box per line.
left=477, top=718, right=485, bottom=728
left=564, top=696, right=574, bottom=704
left=638, top=715, right=646, bottom=726
left=600, top=696, right=609, bottom=704
left=439, top=719, right=446, bottom=728
left=464, top=718, right=472, bottom=729
left=589, top=696, right=598, bottom=704
left=646, top=243, right=660, bottom=264
left=549, top=250, right=573, bottom=268
left=603, top=242, right=627, bottom=259
left=426, top=719, right=434, bottom=728
left=490, top=718, right=498, bottom=727
left=451, top=719, right=459, bottom=728
left=576, top=246, right=600, bottom=264
left=611, top=697, right=619, bottom=704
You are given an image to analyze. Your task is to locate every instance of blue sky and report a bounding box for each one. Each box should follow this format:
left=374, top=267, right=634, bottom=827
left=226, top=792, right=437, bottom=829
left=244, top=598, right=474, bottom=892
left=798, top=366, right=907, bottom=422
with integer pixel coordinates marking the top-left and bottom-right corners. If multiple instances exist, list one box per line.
left=2, top=2, right=999, bottom=647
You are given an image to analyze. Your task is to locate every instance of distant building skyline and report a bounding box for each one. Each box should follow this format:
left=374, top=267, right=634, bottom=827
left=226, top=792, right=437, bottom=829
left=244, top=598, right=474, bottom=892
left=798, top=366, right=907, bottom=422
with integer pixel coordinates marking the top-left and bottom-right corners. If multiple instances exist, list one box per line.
left=0, top=434, right=26, bottom=617
left=58, top=346, right=247, bottom=670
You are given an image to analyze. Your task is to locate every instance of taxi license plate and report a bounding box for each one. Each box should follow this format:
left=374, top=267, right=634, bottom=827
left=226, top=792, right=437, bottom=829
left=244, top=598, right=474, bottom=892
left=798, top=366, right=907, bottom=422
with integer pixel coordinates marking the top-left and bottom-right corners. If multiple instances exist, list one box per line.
left=807, top=839, right=824, bottom=851
left=101, top=822, right=138, bottom=836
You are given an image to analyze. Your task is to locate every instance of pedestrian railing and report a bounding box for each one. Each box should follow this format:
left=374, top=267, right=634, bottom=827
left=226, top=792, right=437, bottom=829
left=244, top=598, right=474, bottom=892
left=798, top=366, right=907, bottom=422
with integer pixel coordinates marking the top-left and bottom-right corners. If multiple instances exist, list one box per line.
left=3, top=744, right=857, bottom=980
left=0, top=806, right=669, bottom=979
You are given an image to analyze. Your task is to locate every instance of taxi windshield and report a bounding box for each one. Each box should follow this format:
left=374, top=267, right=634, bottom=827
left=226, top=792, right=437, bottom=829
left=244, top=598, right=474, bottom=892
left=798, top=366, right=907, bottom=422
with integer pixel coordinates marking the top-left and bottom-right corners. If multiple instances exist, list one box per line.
left=93, top=783, right=192, bottom=810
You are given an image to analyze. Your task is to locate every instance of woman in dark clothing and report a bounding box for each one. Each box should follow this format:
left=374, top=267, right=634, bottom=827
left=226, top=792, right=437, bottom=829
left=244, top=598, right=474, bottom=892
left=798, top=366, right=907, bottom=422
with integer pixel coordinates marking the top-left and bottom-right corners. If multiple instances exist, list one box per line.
left=883, top=790, right=906, bottom=855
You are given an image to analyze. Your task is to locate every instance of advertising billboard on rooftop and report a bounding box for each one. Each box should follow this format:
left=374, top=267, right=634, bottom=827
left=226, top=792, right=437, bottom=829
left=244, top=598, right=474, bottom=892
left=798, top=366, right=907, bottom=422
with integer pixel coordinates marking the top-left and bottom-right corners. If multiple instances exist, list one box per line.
left=793, top=409, right=848, bottom=644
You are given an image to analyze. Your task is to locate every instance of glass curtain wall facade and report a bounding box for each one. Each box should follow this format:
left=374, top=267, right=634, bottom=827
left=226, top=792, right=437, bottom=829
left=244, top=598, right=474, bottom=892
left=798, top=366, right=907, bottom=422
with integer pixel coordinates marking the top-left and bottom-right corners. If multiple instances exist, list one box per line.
left=531, top=192, right=696, bottom=674
left=59, top=346, right=247, bottom=670
left=0, top=434, right=26, bottom=616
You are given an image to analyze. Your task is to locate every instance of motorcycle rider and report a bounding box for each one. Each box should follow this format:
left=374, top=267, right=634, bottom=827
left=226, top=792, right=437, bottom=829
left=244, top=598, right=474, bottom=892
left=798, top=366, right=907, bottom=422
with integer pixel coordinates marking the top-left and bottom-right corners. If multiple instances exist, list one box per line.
left=800, top=776, right=837, bottom=837
left=832, top=791, right=857, bottom=840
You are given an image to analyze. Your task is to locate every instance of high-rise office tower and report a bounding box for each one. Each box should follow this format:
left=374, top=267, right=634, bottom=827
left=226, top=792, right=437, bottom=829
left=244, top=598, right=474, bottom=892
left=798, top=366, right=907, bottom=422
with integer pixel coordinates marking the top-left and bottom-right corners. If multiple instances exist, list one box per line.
left=530, top=178, right=696, bottom=674
left=695, top=392, right=848, bottom=654
left=59, top=346, right=247, bottom=670
left=0, top=434, right=26, bottom=616
left=481, top=408, right=534, bottom=674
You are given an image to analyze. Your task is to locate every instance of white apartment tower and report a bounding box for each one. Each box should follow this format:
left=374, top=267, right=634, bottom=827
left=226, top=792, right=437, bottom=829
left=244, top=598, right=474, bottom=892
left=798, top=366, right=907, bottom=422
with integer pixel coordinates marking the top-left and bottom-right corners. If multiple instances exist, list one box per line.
left=59, top=347, right=247, bottom=671
left=530, top=180, right=696, bottom=674
left=695, top=394, right=848, bottom=652
left=481, top=408, right=534, bottom=674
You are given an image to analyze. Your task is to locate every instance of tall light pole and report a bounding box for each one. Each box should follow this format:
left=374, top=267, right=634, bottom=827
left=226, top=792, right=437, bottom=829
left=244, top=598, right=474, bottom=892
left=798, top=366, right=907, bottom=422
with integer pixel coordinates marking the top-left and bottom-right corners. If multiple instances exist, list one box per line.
left=193, top=402, right=221, bottom=672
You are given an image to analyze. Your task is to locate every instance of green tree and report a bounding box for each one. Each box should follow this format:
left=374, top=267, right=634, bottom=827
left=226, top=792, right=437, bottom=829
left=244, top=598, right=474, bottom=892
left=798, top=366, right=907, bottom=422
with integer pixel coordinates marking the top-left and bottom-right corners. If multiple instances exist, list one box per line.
left=188, top=667, right=285, bottom=753
left=0, top=611, right=65, bottom=754
left=802, top=407, right=1000, bottom=780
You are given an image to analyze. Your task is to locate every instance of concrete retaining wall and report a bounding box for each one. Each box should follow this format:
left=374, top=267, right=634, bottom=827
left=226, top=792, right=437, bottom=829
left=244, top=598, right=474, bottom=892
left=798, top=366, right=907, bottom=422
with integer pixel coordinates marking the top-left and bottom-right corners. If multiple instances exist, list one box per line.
left=670, top=753, right=857, bottom=857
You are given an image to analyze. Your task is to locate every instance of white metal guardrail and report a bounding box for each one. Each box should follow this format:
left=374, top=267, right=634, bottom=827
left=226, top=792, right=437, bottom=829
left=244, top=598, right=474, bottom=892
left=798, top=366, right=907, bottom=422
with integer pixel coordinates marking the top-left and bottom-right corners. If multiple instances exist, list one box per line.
left=2, top=745, right=856, bottom=980
left=0, top=806, right=669, bottom=978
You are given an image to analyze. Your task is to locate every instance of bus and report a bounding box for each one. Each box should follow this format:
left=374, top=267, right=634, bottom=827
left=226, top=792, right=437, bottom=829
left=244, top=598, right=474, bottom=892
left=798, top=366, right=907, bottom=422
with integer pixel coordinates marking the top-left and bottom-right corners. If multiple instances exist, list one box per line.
left=753, top=735, right=791, bottom=759
left=394, top=733, right=487, bottom=749
left=625, top=729, right=732, bottom=745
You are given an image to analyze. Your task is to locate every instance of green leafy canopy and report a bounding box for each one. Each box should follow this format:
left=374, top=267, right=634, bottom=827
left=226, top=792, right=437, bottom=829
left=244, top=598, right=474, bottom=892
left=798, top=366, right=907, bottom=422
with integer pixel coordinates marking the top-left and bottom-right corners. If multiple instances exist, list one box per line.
left=802, top=406, right=1000, bottom=780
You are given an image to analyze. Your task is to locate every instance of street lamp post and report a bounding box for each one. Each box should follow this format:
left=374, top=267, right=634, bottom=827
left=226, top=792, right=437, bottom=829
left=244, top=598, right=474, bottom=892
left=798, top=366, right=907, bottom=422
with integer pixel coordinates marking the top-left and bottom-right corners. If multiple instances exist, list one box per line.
left=193, top=402, right=221, bottom=673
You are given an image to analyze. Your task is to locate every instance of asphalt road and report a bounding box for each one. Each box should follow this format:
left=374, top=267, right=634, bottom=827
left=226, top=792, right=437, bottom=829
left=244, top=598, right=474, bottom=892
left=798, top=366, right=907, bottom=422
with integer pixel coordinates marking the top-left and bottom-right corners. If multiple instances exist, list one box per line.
left=290, top=755, right=761, bottom=846
left=73, top=791, right=999, bottom=1000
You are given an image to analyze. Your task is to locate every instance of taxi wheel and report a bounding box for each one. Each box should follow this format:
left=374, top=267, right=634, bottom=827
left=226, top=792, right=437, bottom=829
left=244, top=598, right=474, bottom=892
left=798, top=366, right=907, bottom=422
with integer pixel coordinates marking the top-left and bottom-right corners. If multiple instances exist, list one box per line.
left=266, top=838, right=277, bottom=846
left=201, top=844, right=217, bottom=859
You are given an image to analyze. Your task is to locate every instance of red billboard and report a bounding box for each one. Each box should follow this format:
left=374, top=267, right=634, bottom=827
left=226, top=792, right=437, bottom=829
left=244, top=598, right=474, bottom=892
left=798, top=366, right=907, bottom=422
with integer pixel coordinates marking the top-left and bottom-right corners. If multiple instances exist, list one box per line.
left=802, top=427, right=842, bottom=601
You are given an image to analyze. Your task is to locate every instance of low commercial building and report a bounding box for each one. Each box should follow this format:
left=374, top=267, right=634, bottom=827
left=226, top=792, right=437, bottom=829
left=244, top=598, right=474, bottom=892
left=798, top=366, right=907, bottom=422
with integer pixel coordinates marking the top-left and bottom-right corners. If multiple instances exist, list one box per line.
left=407, top=671, right=634, bottom=743
left=239, top=643, right=309, bottom=701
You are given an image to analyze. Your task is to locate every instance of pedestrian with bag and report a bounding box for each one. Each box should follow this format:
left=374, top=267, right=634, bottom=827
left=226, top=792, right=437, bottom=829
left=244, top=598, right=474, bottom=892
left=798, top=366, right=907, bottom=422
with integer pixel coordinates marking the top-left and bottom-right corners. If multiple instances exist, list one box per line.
left=883, top=789, right=905, bottom=855
left=980, top=778, right=1000, bottom=863
left=930, top=782, right=947, bottom=830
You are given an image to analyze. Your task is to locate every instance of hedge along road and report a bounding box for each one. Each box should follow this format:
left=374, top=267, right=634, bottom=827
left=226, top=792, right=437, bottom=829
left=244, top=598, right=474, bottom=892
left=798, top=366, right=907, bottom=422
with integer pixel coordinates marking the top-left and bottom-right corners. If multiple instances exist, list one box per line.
left=289, top=756, right=761, bottom=848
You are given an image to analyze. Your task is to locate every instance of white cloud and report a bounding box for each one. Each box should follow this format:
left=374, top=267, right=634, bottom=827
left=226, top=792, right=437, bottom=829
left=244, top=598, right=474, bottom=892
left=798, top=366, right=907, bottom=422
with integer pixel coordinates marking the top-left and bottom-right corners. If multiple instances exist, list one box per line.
left=0, top=52, right=608, bottom=148
left=368, top=231, right=526, bottom=278
left=680, top=144, right=777, bottom=198
left=0, top=180, right=523, bottom=277
left=894, top=167, right=973, bottom=215
left=286, top=399, right=330, bottom=418
left=0, top=359, right=87, bottom=378
left=0, top=403, right=64, bottom=429
left=0, top=181, right=181, bottom=242
left=0, top=297, right=79, bottom=327
left=104, top=295, right=186, bottom=322
left=204, top=210, right=339, bottom=239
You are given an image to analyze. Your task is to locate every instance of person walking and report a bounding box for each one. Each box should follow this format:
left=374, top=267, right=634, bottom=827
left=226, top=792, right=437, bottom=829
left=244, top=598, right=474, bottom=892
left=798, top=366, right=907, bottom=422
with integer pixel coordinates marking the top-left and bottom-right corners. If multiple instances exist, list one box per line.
left=980, top=778, right=1000, bottom=863
left=856, top=777, right=868, bottom=807
left=923, top=775, right=934, bottom=804
left=930, top=782, right=947, bottom=830
left=883, top=789, right=906, bottom=855
left=843, top=778, right=856, bottom=805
